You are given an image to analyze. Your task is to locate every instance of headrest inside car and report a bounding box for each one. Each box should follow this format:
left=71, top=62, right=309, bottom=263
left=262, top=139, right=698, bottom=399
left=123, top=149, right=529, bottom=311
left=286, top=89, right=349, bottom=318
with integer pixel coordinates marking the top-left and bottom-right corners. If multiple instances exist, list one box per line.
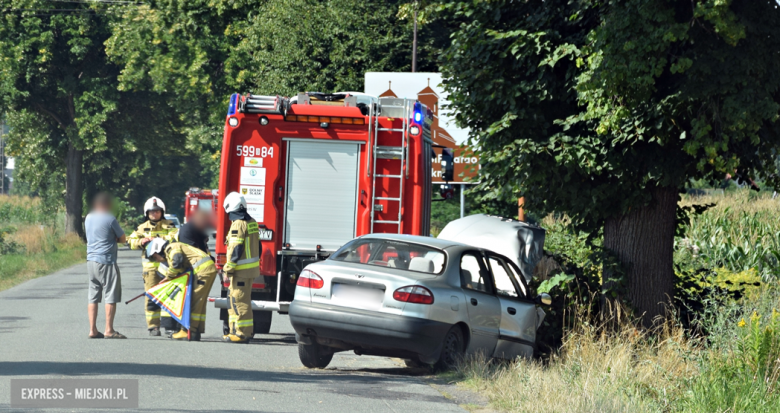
left=409, top=257, right=434, bottom=273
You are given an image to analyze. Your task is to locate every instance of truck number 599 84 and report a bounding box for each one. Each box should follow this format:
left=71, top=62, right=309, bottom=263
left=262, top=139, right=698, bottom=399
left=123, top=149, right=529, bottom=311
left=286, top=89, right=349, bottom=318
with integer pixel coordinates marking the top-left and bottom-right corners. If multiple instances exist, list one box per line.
left=237, top=145, right=274, bottom=158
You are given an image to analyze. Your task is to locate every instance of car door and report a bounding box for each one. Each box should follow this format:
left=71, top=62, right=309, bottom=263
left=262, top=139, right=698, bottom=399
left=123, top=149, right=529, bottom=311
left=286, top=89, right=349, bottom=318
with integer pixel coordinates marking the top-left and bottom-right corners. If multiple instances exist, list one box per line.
left=458, top=251, right=500, bottom=356
left=486, top=253, right=539, bottom=359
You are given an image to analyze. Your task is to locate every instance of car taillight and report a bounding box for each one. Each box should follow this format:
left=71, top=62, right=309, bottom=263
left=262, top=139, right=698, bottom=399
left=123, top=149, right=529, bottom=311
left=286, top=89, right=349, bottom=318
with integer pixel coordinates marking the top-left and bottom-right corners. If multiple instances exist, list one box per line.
left=296, top=269, right=324, bottom=289
left=215, top=253, right=226, bottom=270
left=393, top=285, right=434, bottom=305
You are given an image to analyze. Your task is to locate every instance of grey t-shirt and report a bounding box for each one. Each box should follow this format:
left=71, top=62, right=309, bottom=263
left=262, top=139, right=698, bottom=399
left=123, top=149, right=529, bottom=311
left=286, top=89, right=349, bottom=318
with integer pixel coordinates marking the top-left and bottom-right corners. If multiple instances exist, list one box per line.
left=85, top=211, right=125, bottom=265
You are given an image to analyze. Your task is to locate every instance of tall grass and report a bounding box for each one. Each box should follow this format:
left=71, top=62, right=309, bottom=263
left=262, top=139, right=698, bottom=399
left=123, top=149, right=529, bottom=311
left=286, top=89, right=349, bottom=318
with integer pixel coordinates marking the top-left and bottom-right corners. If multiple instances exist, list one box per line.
left=0, top=195, right=85, bottom=291
left=455, top=309, right=697, bottom=412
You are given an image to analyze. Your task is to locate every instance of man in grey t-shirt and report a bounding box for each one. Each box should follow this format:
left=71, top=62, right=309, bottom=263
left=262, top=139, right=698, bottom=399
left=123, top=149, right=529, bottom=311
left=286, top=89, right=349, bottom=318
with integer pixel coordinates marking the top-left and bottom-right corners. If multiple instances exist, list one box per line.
left=85, top=193, right=127, bottom=339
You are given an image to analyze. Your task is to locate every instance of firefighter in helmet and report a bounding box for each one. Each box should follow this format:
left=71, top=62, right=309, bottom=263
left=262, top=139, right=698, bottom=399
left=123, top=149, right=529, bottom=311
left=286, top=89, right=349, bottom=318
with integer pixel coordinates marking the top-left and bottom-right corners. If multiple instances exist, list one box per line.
left=127, top=197, right=179, bottom=336
left=145, top=238, right=217, bottom=341
left=222, top=192, right=260, bottom=343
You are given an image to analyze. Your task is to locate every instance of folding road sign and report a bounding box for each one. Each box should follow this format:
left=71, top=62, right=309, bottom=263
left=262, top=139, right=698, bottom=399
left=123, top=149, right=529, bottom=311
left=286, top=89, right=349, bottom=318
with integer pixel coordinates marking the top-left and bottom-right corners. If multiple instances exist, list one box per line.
left=145, top=271, right=193, bottom=330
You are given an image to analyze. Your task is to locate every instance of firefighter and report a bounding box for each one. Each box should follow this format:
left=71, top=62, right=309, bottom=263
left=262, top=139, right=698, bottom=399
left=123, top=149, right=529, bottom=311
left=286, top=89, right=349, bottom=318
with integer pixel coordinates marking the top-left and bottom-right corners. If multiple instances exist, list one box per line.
left=222, top=192, right=260, bottom=343
left=127, top=197, right=178, bottom=337
left=145, top=238, right=217, bottom=341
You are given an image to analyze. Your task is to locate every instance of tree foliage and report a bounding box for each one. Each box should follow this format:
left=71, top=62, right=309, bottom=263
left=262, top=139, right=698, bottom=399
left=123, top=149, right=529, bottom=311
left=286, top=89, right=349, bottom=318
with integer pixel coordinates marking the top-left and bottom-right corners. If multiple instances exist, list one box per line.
left=441, top=0, right=780, bottom=231
left=106, top=0, right=448, bottom=183
left=0, top=1, right=206, bottom=229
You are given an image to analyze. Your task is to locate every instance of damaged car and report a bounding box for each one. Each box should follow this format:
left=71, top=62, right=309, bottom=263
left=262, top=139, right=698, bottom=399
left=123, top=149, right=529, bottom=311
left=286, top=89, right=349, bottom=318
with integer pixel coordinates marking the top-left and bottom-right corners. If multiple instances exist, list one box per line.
left=289, top=218, right=549, bottom=370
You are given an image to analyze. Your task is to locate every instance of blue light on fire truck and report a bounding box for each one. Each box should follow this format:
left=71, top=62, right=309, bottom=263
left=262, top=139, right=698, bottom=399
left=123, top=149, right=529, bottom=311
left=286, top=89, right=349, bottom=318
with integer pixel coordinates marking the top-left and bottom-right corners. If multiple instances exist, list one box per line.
left=227, top=93, right=238, bottom=116
left=414, top=111, right=423, bottom=123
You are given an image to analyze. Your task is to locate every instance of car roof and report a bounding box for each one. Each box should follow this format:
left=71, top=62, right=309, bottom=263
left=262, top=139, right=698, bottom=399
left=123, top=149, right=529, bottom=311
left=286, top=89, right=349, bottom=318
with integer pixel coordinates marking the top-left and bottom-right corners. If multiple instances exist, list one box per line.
left=356, top=233, right=463, bottom=250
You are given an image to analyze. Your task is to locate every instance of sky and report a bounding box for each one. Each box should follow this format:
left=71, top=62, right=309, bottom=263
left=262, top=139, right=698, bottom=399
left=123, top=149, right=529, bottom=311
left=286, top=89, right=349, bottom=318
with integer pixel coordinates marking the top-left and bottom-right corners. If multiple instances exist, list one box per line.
left=364, top=72, right=469, bottom=144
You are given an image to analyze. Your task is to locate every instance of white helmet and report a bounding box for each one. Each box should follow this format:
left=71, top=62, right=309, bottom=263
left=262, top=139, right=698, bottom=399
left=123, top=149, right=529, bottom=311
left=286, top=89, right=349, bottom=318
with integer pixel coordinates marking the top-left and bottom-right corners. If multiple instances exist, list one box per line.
left=144, top=197, right=166, bottom=216
left=145, top=238, right=168, bottom=258
left=223, top=192, right=247, bottom=213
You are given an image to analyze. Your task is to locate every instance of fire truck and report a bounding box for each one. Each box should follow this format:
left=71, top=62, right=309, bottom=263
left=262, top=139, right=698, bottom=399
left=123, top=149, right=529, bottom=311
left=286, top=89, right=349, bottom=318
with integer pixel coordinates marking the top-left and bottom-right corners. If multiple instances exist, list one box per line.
left=211, top=91, right=435, bottom=335
left=183, top=188, right=218, bottom=223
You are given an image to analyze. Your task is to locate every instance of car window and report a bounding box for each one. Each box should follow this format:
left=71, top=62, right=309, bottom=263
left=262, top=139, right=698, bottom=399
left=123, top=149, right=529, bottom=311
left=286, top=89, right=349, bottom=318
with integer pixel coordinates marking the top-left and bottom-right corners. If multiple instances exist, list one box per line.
left=460, top=253, right=492, bottom=293
left=504, top=259, right=529, bottom=296
left=488, top=256, right=521, bottom=298
left=331, top=239, right=446, bottom=274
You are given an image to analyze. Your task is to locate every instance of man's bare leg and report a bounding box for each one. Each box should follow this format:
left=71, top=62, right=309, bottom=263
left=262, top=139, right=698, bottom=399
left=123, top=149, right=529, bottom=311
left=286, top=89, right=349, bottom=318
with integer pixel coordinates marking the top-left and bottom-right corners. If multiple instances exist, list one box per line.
left=105, top=303, right=117, bottom=335
left=88, top=303, right=100, bottom=336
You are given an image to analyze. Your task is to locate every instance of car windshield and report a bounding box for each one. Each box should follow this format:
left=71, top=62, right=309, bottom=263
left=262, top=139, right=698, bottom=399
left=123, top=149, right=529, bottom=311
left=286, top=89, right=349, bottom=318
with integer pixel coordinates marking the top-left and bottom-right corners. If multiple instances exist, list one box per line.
left=331, top=239, right=446, bottom=274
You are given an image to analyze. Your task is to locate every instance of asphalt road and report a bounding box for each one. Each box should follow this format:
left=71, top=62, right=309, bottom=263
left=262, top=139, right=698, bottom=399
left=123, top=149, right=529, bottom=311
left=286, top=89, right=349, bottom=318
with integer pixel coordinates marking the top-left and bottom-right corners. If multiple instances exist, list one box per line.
left=0, top=248, right=467, bottom=412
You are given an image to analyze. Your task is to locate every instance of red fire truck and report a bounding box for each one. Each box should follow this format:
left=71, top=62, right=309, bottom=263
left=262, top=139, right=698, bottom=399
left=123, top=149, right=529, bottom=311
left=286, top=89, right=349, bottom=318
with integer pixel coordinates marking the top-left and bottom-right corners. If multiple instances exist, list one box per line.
left=183, top=188, right=218, bottom=223
left=211, top=92, right=435, bottom=335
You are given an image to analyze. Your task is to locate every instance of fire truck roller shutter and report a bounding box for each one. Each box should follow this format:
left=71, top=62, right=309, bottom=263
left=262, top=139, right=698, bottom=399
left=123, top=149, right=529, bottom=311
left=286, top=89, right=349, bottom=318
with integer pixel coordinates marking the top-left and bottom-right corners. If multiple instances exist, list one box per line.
left=284, top=140, right=359, bottom=251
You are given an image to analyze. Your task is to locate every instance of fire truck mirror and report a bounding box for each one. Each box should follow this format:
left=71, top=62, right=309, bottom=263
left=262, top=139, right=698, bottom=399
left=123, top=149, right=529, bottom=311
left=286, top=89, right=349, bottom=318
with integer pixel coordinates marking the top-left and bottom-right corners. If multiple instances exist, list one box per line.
left=441, top=148, right=455, bottom=182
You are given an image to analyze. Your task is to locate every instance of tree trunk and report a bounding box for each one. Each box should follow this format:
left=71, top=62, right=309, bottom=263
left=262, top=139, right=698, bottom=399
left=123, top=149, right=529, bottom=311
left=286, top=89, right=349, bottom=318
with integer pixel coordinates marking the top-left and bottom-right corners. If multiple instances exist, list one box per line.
left=603, top=187, right=678, bottom=327
left=65, top=142, right=84, bottom=239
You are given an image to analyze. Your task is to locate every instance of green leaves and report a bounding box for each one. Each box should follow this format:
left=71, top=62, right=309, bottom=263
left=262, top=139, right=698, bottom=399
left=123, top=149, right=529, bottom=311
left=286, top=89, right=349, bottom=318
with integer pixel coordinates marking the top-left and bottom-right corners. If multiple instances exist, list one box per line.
left=440, top=0, right=780, bottom=234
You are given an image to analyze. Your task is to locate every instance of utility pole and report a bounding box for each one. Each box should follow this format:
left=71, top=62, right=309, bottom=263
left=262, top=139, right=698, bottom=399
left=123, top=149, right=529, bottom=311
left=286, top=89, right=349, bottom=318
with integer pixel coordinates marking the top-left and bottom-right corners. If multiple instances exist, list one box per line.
left=412, top=1, right=418, bottom=72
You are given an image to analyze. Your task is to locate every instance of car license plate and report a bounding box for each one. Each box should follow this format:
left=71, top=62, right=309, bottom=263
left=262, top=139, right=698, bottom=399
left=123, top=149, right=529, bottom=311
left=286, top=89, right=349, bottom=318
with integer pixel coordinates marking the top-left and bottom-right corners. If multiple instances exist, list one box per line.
left=331, top=284, right=384, bottom=310
left=259, top=229, right=273, bottom=241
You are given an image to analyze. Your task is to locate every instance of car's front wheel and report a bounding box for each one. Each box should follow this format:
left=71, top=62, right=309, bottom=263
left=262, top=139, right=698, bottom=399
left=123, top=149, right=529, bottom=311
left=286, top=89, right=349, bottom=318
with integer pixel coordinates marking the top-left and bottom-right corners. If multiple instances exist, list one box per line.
left=434, top=326, right=465, bottom=371
left=298, top=342, right=333, bottom=369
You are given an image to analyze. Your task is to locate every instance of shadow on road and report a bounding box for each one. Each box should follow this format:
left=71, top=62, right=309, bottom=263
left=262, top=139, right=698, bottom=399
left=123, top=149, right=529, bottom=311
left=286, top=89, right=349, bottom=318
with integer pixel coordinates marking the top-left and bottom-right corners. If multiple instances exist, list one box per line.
left=0, top=361, right=445, bottom=403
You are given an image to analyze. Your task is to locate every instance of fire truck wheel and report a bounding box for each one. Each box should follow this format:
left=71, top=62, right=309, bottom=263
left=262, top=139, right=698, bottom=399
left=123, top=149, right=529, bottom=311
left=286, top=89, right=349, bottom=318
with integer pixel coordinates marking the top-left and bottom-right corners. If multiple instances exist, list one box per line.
left=252, top=310, right=272, bottom=336
left=298, top=342, right=333, bottom=369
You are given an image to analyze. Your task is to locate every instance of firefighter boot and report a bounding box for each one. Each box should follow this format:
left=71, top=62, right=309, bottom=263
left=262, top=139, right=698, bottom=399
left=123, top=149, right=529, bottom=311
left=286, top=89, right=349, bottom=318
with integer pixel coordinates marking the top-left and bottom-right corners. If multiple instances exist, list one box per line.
left=222, top=333, right=249, bottom=343
left=149, top=327, right=161, bottom=337
left=171, top=328, right=189, bottom=341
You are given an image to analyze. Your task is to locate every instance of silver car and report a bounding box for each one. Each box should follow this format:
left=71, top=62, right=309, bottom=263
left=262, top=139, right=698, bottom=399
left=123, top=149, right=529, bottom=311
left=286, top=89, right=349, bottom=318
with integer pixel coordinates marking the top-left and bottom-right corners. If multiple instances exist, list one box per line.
left=289, top=234, right=550, bottom=370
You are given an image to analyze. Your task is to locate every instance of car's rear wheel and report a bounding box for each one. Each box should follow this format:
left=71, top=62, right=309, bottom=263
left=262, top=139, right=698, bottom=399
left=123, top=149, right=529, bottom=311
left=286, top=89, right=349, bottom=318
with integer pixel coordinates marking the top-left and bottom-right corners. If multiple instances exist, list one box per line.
left=434, top=326, right=465, bottom=371
left=298, top=342, right=334, bottom=369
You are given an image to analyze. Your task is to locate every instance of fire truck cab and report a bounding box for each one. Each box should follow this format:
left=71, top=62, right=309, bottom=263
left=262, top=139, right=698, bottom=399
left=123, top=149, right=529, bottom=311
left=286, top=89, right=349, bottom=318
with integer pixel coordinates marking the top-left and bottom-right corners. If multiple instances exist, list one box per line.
left=212, top=91, right=434, bottom=335
left=184, top=188, right=218, bottom=223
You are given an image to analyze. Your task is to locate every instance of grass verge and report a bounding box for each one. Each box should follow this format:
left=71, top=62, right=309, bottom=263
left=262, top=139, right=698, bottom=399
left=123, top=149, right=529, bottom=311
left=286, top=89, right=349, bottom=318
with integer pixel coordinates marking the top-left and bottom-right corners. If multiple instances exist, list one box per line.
left=0, top=233, right=85, bottom=291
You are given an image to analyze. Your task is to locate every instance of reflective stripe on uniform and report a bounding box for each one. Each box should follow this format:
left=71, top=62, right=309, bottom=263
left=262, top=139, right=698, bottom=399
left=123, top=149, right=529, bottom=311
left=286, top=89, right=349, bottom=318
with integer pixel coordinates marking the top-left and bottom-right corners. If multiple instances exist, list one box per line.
left=235, top=319, right=253, bottom=327
left=234, top=256, right=259, bottom=270
left=193, top=256, right=213, bottom=273
left=145, top=311, right=160, bottom=320
left=191, top=313, right=206, bottom=321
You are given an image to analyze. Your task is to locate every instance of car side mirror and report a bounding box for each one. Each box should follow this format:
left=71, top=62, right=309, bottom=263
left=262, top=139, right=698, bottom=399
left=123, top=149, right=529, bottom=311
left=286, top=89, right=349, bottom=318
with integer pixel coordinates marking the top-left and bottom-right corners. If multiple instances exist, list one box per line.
left=441, top=148, right=454, bottom=182
left=535, top=293, right=552, bottom=306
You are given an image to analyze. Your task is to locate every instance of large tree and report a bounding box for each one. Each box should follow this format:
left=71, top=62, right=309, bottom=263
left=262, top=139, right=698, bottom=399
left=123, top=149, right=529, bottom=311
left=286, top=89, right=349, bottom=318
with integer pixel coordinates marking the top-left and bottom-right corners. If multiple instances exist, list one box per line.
left=440, top=0, right=780, bottom=323
left=0, top=1, right=201, bottom=233
left=0, top=1, right=124, bottom=236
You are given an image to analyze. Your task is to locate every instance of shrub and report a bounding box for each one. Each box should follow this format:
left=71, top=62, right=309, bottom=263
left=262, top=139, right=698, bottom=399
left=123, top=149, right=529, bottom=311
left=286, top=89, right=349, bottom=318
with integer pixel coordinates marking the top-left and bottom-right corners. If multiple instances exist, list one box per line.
left=0, top=226, right=24, bottom=255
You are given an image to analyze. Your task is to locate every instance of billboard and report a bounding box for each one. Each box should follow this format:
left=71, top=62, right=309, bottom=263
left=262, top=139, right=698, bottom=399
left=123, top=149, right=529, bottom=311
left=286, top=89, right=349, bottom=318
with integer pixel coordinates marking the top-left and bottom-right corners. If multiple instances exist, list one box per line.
left=365, top=73, right=479, bottom=184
